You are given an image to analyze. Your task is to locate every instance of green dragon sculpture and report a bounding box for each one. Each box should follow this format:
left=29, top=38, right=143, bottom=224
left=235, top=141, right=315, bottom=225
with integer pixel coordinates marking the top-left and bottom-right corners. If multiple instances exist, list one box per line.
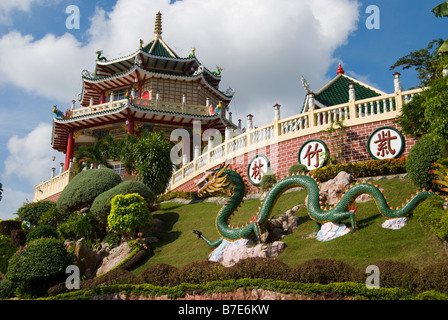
left=193, top=162, right=434, bottom=248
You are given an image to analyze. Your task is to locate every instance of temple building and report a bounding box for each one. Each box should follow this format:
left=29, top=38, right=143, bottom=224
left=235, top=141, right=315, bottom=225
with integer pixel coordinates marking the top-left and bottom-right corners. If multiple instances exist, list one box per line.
left=52, top=11, right=237, bottom=173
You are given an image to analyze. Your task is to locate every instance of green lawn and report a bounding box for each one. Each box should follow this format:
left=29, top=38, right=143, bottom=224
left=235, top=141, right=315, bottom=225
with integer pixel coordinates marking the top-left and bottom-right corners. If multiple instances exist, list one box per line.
left=133, top=178, right=448, bottom=275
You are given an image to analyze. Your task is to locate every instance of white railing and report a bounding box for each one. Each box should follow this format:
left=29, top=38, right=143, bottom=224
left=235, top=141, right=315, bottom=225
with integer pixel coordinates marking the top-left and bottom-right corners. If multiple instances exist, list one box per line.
left=66, top=98, right=211, bottom=120
left=33, top=169, right=74, bottom=202
left=168, top=88, right=423, bottom=191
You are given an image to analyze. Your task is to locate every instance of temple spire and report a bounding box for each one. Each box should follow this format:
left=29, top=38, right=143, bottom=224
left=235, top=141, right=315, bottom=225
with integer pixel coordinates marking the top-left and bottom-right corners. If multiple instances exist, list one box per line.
left=154, top=11, right=162, bottom=39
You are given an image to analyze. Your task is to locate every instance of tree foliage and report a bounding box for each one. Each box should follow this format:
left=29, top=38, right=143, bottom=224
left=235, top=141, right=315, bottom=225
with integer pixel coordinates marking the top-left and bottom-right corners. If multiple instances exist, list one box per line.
left=108, top=193, right=152, bottom=234
left=132, top=131, right=173, bottom=195
left=390, top=39, right=446, bottom=86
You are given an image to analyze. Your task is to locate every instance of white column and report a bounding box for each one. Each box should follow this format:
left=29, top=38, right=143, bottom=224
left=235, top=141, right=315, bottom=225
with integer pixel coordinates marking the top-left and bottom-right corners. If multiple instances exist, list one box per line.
left=273, top=104, right=281, bottom=120
left=51, top=167, right=55, bottom=178
left=308, top=92, right=315, bottom=110
left=394, top=72, right=402, bottom=92
left=225, top=126, right=232, bottom=140
left=348, top=82, right=356, bottom=101
left=208, top=136, right=214, bottom=151
left=59, top=163, right=64, bottom=175
left=246, top=114, right=254, bottom=131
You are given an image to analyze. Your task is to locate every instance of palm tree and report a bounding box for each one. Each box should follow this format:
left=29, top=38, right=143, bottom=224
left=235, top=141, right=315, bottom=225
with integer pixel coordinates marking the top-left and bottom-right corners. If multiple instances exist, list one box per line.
left=74, top=139, right=113, bottom=172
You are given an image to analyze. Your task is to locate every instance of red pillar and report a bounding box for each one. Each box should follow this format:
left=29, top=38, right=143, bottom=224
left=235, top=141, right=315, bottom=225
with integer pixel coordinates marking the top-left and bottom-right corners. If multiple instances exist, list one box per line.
left=127, top=113, right=134, bottom=135
left=64, top=131, right=74, bottom=171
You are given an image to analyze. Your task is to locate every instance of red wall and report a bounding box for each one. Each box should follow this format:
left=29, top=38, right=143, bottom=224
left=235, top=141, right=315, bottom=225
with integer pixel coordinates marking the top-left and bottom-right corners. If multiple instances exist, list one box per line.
left=172, top=119, right=417, bottom=193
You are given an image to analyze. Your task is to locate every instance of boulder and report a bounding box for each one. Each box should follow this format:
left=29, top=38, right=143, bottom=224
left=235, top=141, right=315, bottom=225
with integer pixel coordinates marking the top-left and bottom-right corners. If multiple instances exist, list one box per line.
left=305, top=171, right=354, bottom=206
left=74, top=238, right=102, bottom=279
left=221, top=241, right=285, bottom=267
left=95, top=242, right=133, bottom=276
left=265, top=205, right=300, bottom=242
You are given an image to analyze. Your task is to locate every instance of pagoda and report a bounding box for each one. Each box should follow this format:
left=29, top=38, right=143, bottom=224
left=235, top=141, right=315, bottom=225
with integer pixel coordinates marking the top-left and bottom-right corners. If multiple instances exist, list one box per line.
left=51, top=11, right=237, bottom=173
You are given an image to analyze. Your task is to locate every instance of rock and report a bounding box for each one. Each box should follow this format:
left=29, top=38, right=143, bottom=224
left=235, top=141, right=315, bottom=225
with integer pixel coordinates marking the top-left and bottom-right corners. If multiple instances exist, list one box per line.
left=305, top=171, right=354, bottom=206
left=74, top=238, right=102, bottom=279
left=220, top=241, right=285, bottom=267
left=95, top=242, right=133, bottom=276
left=265, top=205, right=300, bottom=242
left=355, top=193, right=373, bottom=203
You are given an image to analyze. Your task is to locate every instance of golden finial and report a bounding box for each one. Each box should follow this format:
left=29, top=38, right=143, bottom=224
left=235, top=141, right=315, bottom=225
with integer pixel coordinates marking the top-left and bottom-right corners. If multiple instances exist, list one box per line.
left=154, top=11, right=162, bottom=38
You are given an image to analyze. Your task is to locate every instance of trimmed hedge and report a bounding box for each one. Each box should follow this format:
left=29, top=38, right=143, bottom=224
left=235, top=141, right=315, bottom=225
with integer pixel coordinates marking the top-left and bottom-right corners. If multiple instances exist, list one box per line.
left=56, top=168, right=122, bottom=214
left=42, top=257, right=448, bottom=300
left=310, top=157, right=407, bottom=182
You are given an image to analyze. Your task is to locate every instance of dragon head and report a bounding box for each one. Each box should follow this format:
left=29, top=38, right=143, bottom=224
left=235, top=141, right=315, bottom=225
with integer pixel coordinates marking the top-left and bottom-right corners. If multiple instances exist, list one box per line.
left=195, top=162, right=231, bottom=198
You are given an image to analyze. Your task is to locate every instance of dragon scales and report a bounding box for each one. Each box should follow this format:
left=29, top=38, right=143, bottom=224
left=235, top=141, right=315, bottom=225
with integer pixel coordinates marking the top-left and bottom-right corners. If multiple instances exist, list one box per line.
left=193, top=162, right=434, bottom=248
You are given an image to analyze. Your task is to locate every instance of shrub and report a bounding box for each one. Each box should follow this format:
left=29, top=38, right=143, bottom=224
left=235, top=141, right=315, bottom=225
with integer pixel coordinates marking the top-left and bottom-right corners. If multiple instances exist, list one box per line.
left=413, top=263, right=448, bottom=294
left=311, top=157, right=407, bottom=182
left=26, top=225, right=59, bottom=242
left=0, top=219, right=22, bottom=236
left=259, top=174, right=277, bottom=192
left=175, top=261, right=230, bottom=284
left=0, top=234, right=17, bottom=274
left=108, top=193, right=152, bottom=235
left=6, top=238, right=72, bottom=297
left=15, top=201, right=55, bottom=227
left=0, top=280, right=15, bottom=299
left=413, top=195, right=448, bottom=239
left=406, top=134, right=443, bottom=190
left=371, top=260, right=418, bottom=291
left=57, top=212, right=101, bottom=241
left=138, top=263, right=180, bottom=287
left=288, top=259, right=362, bottom=284
left=91, top=181, right=155, bottom=228
left=288, top=164, right=309, bottom=176
left=56, top=168, right=122, bottom=214
left=38, top=204, right=70, bottom=227
left=81, top=269, right=141, bottom=290
left=228, top=257, right=291, bottom=281
left=10, top=229, right=28, bottom=246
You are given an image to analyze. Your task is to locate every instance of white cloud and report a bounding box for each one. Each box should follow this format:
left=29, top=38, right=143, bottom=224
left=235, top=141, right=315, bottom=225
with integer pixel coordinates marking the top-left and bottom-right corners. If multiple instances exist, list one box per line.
left=4, top=123, right=64, bottom=185
left=0, top=187, right=33, bottom=220
left=0, top=0, right=361, bottom=125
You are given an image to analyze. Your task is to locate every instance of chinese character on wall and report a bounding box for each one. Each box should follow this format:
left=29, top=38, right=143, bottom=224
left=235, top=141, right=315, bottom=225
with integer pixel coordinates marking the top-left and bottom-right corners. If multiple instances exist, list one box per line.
left=367, top=127, right=404, bottom=160
left=298, top=140, right=328, bottom=170
left=248, top=155, right=270, bottom=185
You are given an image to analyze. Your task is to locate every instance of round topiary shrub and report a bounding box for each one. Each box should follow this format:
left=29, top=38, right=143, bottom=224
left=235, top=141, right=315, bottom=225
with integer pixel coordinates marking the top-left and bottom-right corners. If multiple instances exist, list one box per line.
left=413, top=263, right=448, bottom=294
left=175, top=260, right=229, bottom=284
left=138, top=263, right=180, bottom=286
left=108, top=193, right=152, bottom=235
left=6, top=238, right=72, bottom=297
left=371, top=260, right=418, bottom=291
left=288, top=163, right=309, bottom=176
left=288, top=259, right=362, bottom=284
left=56, top=168, right=122, bottom=214
left=260, top=174, right=277, bottom=192
left=406, top=134, right=443, bottom=190
left=228, top=257, right=291, bottom=281
left=15, top=201, right=55, bottom=227
left=26, top=225, right=59, bottom=242
left=91, top=180, right=155, bottom=228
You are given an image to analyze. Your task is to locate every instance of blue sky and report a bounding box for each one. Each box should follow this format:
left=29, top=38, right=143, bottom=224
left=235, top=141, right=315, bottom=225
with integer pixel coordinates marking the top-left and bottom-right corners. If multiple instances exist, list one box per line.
left=0, top=0, right=446, bottom=219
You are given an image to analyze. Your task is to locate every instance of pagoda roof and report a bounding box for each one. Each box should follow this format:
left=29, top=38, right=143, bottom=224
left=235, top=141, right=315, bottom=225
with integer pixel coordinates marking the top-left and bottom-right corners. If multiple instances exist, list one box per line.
left=301, top=64, right=386, bottom=113
left=52, top=100, right=237, bottom=153
left=81, top=12, right=225, bottom=106
left=80, top=63, right=232, bottom=107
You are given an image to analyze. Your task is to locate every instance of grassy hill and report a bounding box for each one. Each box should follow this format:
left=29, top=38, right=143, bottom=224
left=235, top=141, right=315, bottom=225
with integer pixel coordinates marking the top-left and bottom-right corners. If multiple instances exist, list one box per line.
left=133, top=177, right=448, bottom=275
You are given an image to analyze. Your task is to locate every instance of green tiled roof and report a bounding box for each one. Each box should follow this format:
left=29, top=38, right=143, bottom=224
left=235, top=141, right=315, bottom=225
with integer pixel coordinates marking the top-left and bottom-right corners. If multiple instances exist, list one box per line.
left=314, top=75, right=381, bottom=107
left=142, top=39, right=179, bottom=59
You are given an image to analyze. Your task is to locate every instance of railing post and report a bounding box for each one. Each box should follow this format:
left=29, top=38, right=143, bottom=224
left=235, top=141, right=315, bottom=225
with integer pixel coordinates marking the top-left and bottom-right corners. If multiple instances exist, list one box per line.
left=348, top=83, right=357, bottom=120
left=394, top=72, right=403, bottom=111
